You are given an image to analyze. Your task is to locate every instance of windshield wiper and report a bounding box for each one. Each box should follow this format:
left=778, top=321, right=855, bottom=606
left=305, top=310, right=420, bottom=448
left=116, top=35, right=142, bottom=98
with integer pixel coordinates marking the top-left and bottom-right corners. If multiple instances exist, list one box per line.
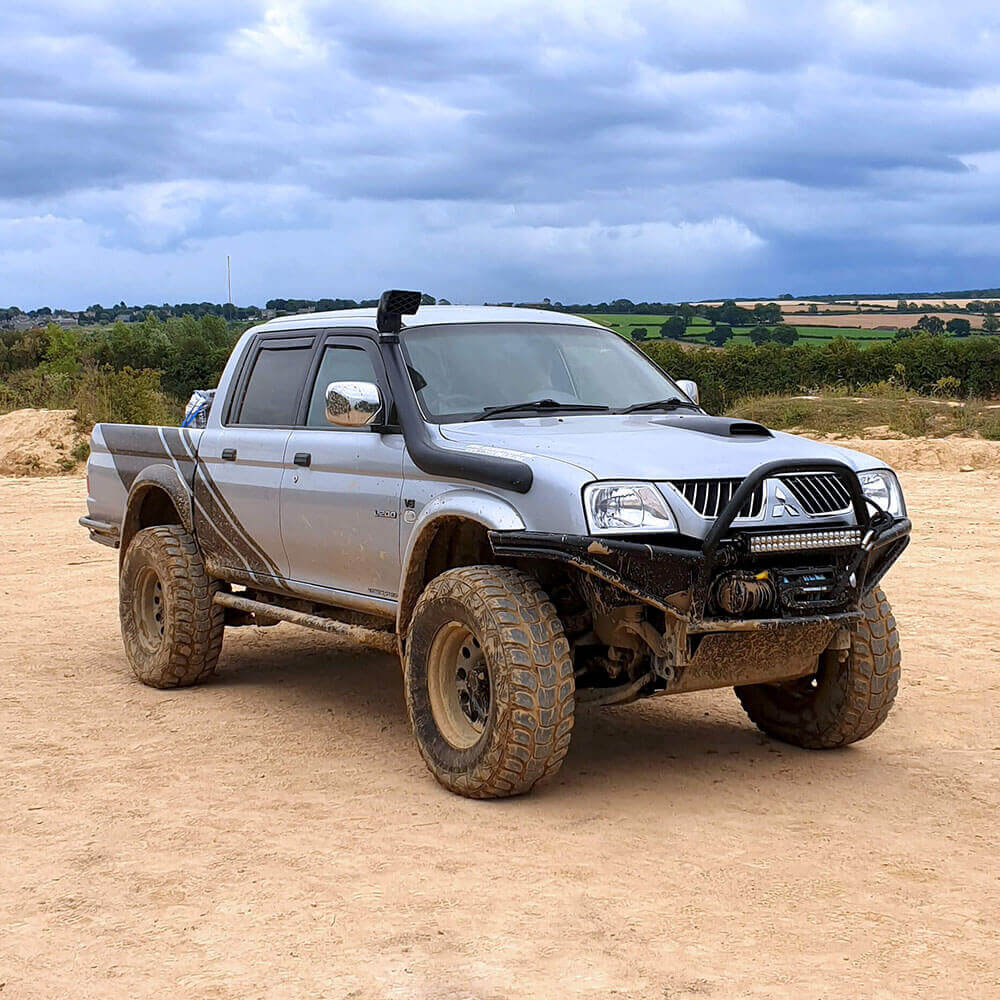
left=474, top=398, right=611, bottom=420
left=620, top=397, right=700, bottom=414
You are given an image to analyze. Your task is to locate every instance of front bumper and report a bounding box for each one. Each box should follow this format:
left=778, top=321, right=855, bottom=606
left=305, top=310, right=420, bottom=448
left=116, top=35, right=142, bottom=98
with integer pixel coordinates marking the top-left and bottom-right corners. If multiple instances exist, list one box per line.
left=490, top=458, right=911, bottom=631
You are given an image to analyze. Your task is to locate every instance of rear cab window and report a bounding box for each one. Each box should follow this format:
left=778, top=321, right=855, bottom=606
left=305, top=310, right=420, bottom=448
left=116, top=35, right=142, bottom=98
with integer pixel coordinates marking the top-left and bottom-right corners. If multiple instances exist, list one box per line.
left=231, top=337, right=314, bottom=426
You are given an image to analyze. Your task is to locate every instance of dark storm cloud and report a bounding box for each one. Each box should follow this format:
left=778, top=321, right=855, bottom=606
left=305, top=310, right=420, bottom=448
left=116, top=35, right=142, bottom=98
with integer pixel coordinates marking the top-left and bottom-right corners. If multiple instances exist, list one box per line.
left=2, top=0, right=1000, bottom=307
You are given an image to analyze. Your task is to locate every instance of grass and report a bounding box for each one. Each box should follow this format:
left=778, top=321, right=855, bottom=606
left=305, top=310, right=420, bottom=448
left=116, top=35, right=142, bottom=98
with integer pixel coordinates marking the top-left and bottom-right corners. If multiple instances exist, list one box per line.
left=580, top=314, right=907, bottom=349
left=726, top=393, right=1000, bottom=440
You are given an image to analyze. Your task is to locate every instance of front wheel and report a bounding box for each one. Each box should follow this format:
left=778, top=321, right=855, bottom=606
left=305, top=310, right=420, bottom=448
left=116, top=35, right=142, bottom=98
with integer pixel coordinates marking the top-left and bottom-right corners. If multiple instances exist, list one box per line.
left=735, top=587, right=900, bottom=748
left=404, top=566, right=575, bottom=798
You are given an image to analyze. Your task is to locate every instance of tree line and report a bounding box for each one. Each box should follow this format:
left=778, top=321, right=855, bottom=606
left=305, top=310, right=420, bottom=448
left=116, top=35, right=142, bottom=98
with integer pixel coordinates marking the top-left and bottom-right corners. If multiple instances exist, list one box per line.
left=6, top=291, right=1000, bottom=329
left=0, top=293, right=448, bottom=327
left=1, top=311, right=997, bottom=429
left=1, top=314, right=241, bottom=401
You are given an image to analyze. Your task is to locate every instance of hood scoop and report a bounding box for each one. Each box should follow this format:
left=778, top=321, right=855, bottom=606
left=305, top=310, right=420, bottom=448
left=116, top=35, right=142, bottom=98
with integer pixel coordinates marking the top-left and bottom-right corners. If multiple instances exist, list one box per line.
left=651, top=414, right=772, bottom=438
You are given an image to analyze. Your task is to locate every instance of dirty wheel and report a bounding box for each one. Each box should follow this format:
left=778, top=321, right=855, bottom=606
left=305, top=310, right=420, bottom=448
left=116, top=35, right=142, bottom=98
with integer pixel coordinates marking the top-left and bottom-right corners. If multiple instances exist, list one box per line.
left=735, top=587, right=900, bottom=748
left=404, top=566, right=575, bottom=798
left=119, top=525, right=224, bottom=688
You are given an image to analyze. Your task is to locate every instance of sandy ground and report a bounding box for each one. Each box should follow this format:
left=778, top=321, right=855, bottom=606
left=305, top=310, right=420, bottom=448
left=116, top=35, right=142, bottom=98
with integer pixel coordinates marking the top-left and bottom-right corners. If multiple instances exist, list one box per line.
left=0, top=409, right=86, bottom=477
left=2, top=461, right=999, bottom=1000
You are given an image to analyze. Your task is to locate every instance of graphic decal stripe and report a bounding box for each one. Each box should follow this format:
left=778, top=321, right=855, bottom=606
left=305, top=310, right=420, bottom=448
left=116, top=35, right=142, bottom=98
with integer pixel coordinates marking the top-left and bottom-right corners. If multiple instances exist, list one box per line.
left=101, top=425, right=173, bottom=491
left=101, top=422, right=286, bottom=580
left=171, top=426, right=285, bottom=576
left=192, top=459, right=285, bottom=579
left=149, top=427, right=266, bottom=580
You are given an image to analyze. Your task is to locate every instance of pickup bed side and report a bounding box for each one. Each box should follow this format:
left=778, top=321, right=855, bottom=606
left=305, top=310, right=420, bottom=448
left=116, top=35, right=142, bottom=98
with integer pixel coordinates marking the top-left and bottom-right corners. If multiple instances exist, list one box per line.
left=82, top=424, right=202, bottom=549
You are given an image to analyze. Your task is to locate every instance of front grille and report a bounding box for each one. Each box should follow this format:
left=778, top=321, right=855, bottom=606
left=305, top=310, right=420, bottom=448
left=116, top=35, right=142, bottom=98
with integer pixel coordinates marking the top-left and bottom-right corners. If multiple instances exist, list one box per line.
left=672, top=478, right=766, bottom=519
left=778, top=473, right=853, bottom=515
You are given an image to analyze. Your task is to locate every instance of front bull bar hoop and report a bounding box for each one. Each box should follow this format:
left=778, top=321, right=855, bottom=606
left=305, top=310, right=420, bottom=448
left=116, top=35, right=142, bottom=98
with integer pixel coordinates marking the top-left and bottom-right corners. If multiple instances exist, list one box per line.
left=693, top=458, right=872, bottom=615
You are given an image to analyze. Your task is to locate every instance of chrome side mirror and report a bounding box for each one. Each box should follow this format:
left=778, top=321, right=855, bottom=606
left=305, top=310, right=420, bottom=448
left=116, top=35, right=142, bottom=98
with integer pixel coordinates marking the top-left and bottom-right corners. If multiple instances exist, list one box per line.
left=325, top=380, right=383, bottom=427
left=676, top=379, right=700, bottom=405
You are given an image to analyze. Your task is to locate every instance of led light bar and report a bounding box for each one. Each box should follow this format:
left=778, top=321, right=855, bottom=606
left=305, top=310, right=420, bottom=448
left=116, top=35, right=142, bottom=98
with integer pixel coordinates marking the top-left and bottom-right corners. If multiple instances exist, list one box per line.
left=749, top=528, right=862, bottom=555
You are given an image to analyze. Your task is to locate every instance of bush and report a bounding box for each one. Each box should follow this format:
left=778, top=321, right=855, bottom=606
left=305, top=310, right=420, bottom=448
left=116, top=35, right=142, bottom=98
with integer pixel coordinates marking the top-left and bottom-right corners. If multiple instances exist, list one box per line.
left=707, top=324, right=732, bottom=347
left=915, top=314, right=945, bottom=335
left=770, top=324, right=799, bottom=345
left=659, top=316, right=687, bottom=340
left=72, top=367, right=172, bottom=426
left=0, top=365, right=173, bottom=426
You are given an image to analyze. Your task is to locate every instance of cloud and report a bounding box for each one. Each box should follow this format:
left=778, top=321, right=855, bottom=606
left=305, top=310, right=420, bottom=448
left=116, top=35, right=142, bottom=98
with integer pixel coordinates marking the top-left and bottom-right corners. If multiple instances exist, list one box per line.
left=1, top=0, right=1000, bottom=306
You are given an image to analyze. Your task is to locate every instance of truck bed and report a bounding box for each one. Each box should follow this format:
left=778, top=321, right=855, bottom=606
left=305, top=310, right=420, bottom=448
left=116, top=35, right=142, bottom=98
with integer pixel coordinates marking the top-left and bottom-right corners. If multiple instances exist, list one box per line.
left=82, top=424, right=202, bottom=547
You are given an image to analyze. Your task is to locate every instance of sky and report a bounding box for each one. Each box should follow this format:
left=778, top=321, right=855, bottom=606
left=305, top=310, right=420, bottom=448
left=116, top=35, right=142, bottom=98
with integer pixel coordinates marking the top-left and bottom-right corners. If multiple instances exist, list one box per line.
left=3, top=0, right=1000, bottom=310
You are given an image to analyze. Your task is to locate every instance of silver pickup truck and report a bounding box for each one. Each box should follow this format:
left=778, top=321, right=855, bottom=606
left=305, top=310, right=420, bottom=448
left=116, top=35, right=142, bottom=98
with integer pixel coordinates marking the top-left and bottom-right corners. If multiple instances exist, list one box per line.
left=82, top=291, right=911, bottom=798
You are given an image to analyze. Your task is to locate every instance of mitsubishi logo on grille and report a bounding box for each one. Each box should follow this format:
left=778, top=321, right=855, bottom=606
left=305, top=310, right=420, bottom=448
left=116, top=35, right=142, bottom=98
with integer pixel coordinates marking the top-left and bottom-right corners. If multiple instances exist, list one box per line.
left=769, top=484, right=801, bottom=519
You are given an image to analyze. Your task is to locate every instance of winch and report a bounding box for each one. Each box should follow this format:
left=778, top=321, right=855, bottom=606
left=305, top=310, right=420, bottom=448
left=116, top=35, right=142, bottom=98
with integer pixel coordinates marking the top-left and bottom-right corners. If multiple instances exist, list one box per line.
left=712, top=571, right=778, bottom=616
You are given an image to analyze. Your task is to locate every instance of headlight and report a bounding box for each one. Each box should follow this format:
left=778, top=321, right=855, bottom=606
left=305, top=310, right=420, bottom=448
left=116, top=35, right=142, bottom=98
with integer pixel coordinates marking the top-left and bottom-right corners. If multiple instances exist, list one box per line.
left=858, top=469, right=905, bottom=517
left=583, top=482, right=677, bottom=534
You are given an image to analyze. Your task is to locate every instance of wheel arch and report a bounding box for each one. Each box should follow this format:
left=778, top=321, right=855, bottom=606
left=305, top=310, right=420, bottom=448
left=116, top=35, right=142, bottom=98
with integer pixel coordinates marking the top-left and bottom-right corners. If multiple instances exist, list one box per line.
left=396, top=491, right=525, bottom=641
left=119, top=464, right=195, bottom=565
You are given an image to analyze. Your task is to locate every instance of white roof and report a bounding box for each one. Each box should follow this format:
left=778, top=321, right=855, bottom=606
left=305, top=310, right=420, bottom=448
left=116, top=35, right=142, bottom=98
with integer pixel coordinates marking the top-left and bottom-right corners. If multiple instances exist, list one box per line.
left=249, top=304, right=603, bottom=335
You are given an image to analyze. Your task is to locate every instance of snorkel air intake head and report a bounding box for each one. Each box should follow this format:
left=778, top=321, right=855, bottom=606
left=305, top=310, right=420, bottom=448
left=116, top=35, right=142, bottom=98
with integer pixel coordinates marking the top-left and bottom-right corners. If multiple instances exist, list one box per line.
left=376, top=289, right=422, bottom=340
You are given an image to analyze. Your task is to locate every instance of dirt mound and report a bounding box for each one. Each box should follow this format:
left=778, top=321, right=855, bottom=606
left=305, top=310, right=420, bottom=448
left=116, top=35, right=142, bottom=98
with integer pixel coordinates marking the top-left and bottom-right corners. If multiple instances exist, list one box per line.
left=0, top=408, right=87, bottom=476
left=812, top=434, right=1000, bottom=472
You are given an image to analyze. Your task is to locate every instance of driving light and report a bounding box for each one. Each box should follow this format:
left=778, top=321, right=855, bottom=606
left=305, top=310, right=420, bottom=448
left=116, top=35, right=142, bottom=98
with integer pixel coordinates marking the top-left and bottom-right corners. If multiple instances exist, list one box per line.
left=858, top=469, right=905, bottom=517
left=584, top=482, right=677, bottom=535
left=749, top=528, right=862, bottom=555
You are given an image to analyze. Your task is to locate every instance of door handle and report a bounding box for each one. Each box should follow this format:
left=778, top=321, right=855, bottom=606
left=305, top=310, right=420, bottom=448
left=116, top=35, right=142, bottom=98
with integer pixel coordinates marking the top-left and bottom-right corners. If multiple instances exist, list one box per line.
left=221, top=448, right=237, bottom=462
left=293, top=452, right=311, bottom=467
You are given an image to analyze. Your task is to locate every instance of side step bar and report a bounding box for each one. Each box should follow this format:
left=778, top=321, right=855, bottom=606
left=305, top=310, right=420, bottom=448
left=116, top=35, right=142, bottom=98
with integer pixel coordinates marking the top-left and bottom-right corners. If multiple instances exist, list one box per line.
left=212, top=592, right=398, bottom=655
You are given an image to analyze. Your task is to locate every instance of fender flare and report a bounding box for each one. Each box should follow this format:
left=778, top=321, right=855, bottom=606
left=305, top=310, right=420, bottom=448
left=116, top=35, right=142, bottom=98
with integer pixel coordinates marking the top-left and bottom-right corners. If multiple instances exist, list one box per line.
left=119, top=464, right=195, bottom=564
left=396, top=489, right=526, bottom=636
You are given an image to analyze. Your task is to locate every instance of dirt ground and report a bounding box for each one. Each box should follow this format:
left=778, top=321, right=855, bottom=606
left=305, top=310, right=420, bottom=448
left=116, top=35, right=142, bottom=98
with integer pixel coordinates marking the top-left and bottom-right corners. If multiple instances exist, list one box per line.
left=0, top=409, right=86, bottom=477
left=2, top=457, right=999, bottom=999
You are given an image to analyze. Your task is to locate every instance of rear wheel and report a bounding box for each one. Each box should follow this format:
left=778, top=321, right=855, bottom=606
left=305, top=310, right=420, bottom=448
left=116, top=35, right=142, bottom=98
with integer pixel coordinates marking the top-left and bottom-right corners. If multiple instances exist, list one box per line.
left=404, top=566, right=575, bottom=798
left=735, top=587, right=900, bottom=748
left=119, top=525, right=224, bottom=688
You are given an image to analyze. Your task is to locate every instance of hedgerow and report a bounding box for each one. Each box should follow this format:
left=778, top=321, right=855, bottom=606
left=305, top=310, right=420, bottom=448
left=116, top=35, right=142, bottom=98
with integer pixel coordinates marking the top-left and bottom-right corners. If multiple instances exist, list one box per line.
left=641, top=335, right=1000, bottom=412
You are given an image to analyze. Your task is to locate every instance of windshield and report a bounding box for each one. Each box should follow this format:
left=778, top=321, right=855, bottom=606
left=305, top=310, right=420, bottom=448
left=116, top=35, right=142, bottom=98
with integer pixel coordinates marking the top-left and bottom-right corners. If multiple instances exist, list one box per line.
left=400, top=322, right=689, bottom=421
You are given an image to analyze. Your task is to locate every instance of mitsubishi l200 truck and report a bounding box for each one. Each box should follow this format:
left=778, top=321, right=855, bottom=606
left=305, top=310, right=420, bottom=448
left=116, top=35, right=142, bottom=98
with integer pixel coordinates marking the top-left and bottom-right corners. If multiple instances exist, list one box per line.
left=82, top=291, right=910, bottom=798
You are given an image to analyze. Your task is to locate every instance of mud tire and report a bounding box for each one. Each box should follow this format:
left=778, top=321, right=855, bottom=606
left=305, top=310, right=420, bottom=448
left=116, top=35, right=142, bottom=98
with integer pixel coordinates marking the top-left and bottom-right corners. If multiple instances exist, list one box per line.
left=404, top=566, right=575, bottom=798
left=119, top=525, right=224, bottom=688
left=735, top=587, right=900, bottom=748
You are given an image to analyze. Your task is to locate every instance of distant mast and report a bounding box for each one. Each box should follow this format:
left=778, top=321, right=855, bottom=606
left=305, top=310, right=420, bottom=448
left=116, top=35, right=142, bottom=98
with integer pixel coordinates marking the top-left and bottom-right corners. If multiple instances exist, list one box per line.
left=226, top=255, right=232, bottom=305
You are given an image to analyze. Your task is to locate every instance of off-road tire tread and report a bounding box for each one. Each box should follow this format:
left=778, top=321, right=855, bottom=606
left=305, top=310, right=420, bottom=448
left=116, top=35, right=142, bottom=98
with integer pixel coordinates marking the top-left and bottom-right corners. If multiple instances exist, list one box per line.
left=735, top=587, right=900, bottom=748
left=120, top=525, right=224, bottom=689
left=405, top=565, right=575, bottom=798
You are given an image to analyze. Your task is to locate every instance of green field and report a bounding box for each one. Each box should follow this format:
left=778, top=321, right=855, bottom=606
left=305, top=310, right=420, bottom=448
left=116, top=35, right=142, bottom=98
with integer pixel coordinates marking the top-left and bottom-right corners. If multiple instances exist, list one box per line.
left=579, top=314, right=902, bottom=348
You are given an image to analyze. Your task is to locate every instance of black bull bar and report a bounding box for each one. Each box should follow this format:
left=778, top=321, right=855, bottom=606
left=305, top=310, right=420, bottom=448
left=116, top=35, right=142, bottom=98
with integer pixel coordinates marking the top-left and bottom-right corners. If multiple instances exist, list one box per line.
left=489, top=459, right=911, bottom=627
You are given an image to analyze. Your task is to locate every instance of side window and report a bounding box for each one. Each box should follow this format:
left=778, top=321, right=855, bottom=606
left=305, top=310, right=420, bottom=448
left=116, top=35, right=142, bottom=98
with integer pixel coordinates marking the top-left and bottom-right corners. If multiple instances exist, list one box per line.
left=235, top=344, right=314, bottom=425
left=305, top=345, right=379, bottom=427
